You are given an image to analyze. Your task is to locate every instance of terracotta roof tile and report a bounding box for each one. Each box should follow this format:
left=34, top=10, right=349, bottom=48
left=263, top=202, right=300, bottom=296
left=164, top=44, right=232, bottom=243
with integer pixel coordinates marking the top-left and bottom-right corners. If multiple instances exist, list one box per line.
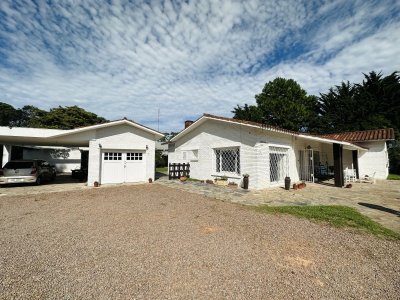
left=319, top=128, right=394, bottom=142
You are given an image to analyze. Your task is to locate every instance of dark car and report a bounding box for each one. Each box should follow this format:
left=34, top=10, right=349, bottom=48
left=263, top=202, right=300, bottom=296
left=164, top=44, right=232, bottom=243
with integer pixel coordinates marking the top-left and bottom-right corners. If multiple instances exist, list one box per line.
left=0, top=160, right=56, bottom=186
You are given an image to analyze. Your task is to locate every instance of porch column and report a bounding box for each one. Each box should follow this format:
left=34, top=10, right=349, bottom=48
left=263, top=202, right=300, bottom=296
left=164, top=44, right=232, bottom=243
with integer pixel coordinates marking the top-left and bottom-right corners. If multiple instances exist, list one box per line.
left=352, top=150, right=359, bottom=179
left=2, top=145, right=12, bottom=167
left=333, top=143, right=344, bottom=187
left=87, top=140, right=101, bottom=186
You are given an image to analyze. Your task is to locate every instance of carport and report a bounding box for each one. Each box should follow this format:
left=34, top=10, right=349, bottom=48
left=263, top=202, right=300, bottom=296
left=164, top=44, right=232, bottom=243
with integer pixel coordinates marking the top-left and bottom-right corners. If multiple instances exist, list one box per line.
left=0, top=120, right=164, bottom=186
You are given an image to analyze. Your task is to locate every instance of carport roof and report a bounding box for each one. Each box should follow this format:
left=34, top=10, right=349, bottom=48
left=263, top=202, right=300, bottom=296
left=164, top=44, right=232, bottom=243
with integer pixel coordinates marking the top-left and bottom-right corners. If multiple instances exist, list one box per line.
left=0, top=119, right=164, bottom=147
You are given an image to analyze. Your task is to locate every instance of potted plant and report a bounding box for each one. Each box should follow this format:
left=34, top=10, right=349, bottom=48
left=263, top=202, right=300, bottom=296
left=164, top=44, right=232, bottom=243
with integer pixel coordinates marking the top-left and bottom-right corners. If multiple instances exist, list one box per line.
left=243, top=174, right=249, bottom=189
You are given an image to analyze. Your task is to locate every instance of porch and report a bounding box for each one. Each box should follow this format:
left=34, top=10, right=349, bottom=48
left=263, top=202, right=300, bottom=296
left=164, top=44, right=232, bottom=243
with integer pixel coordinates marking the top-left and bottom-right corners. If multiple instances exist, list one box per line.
left=294, top=138, right=366, bottom=187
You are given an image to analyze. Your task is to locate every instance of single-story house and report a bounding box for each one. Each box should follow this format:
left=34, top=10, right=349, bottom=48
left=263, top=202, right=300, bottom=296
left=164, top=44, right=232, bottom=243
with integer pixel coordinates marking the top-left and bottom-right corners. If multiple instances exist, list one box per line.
left=0, top=119, right=164, bottom=186
left=168, top=114, right=394, bottom=189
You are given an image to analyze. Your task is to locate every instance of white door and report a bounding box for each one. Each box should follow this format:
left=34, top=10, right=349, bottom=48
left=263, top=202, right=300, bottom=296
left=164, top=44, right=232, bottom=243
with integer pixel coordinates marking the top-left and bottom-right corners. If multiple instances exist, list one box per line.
left=101, top=151, right=146, bottom=184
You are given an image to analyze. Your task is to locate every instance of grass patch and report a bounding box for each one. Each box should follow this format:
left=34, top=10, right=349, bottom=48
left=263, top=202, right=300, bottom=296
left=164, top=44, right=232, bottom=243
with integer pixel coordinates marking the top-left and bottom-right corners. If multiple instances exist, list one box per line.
left=186, top=177, right=201, bottom=182
left=256, top=205, right=400, bottom=240
left=156, top=167, right=168, bottom=174
left=387, top=173, right=400, bottom=180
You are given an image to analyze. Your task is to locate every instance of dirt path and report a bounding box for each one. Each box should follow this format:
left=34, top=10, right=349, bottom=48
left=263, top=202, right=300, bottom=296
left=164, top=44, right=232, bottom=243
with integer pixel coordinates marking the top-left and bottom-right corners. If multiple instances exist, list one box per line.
left=0, top=184, right=399, bottom=299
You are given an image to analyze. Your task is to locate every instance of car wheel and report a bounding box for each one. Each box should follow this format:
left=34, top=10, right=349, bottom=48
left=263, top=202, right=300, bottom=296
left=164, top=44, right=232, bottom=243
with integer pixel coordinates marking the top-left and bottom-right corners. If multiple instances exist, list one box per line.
left=35, top=176, right=42, bottom=186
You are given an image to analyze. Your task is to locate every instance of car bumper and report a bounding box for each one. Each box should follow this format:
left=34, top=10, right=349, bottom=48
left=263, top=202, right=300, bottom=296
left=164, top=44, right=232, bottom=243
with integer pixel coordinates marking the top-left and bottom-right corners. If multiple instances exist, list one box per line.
left=0, top=176, right=37, bottom=185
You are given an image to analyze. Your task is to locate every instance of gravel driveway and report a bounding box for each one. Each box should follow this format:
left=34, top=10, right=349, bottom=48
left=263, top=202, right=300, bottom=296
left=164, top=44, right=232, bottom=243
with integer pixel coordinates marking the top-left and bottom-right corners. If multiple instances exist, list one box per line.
left=0, top=184, right=399, bottom=299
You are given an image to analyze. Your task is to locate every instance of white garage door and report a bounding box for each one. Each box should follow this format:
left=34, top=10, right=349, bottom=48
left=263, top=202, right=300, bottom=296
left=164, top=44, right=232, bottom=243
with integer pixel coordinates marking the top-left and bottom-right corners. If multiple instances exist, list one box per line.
left=101, top=151, right=146, bottom=184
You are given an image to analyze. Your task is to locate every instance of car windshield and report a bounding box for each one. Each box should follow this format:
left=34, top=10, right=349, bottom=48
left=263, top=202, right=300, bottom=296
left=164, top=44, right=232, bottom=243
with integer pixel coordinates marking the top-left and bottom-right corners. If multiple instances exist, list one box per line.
left=4, top=161, right=34, bottom=169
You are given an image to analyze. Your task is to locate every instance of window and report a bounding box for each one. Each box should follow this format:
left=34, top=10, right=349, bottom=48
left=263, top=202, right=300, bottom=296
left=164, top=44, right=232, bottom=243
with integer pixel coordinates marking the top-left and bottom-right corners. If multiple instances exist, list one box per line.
left=215, top=148, right=240, bottom=175
left=182, top=150, right=198, bottom=161
left=127, top=152, right=143, bottom=161
left=104, top=152, right=122, bottom=160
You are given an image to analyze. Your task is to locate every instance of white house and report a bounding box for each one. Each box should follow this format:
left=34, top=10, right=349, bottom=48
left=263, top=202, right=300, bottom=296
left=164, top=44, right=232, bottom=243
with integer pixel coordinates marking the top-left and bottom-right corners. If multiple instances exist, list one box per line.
left=168, top=114, right=394, bottom=190
left=0, top=119, right=164, bottom=186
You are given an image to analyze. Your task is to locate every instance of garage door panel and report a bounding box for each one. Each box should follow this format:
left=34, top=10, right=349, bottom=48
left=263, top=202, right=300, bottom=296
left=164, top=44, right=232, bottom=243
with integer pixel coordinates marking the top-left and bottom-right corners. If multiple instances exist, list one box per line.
left=125, top=151, right=146, bottom=182
left=101, top=151, right=146, bottom=184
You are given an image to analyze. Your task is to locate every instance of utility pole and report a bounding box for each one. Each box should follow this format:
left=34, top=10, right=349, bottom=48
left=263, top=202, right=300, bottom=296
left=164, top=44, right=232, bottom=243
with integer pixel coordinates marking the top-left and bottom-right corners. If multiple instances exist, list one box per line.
left=157, top=108, right=160, bottom=132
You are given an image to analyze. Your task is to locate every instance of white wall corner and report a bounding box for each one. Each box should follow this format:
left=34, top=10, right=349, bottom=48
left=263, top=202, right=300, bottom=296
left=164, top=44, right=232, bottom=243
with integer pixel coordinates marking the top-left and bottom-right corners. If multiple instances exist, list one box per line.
left=87, top=140, right=101, bottom=186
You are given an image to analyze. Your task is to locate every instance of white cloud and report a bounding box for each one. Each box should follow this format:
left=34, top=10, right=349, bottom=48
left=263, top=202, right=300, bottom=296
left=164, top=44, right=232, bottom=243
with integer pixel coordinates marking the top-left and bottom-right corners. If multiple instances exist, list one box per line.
left=0, top=0, right=399, bottom=132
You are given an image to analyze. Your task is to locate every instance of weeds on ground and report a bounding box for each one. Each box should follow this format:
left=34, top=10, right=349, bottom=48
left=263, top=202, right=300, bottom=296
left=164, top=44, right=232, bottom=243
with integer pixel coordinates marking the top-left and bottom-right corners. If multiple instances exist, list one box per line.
left=156, top=167, right=168, bottom=174
left=256, top=205, right=400, bottom=240
left=387, top=174, right=400, bottom=180
left=186, top=177, right=201, bottom=182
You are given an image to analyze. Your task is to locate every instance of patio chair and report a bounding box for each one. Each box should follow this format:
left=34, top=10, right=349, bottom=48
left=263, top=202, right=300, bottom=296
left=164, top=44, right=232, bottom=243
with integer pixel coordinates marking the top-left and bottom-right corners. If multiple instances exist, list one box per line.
left=360, top=172, right=376, bottom=184
left=344, top=168, right=356, bottom=183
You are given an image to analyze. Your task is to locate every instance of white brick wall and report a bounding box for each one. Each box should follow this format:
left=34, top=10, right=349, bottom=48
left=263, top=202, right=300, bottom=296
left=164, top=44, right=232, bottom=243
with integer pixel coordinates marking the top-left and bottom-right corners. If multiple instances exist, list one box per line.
left=170, top=121, right=390, bottom=189
left=358, top=141, right=389, bottom=179
left=87, top=125, right=157, bottom=186
left=169, top=120, right=299, bottom=189
left=88, top=140, right=101, bottom=186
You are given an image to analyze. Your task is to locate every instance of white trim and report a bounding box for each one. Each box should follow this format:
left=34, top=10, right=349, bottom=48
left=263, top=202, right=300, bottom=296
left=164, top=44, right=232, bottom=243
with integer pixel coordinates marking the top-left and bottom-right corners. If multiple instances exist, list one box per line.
left=211, top=174, right=241, bottom=179
left=211, top=144, right=241, bottom=149
left=50, top=119, right=164, bottom=139
left=267, top=143, right=291, bottom=149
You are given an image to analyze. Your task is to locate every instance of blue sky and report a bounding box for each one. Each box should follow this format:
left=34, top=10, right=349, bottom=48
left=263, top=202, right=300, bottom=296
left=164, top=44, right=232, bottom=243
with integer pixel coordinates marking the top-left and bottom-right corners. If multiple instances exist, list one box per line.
left=0, top=0, right=399, bottom=132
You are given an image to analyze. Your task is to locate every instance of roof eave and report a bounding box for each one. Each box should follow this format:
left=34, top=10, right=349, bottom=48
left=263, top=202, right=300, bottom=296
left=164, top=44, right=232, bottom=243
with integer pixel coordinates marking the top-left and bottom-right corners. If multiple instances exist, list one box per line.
left=49, top=119, right=164, bottom=139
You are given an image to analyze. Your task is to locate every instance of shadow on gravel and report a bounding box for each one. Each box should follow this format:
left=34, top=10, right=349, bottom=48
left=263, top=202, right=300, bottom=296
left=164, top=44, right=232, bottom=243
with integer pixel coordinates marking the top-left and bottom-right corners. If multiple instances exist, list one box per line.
left=155, top=172, right=168, bottom=180
left=358, top=202, right=400, bottom=217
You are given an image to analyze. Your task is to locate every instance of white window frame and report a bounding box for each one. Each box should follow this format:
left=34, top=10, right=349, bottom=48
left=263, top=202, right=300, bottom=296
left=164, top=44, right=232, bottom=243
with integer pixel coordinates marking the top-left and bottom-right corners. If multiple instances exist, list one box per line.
left=182, top=149, right=199, bottom=161
left=213, top=147, right=240, bottom=176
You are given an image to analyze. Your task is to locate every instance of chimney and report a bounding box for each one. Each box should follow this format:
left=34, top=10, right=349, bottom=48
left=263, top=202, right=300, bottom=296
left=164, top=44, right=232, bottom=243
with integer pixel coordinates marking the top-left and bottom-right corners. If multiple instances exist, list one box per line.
left=184, top=120, right=194, bottom=129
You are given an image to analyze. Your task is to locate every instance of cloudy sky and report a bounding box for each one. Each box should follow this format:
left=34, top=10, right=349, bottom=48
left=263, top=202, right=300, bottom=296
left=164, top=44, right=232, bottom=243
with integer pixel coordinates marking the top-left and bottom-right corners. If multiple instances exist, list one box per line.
left=0, top=0, right=399, bottom=132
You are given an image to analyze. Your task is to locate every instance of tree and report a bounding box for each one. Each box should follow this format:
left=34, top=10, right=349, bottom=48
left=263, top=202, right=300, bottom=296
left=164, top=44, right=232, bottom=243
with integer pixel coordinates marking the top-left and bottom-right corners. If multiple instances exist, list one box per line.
left=0, top=102, right=108, bottom=129
left=0, top=102, right=19, bottom=126
left=40, top=105, right=107, bottom=129
left=316, top=81, right=358, bottom=133
left=316, top=71, right=400, bottom=174
left=18, top=105, right=48, bottom=127
left=233, top=78, right=318, bottom=131
left=316, top=72, right=400, bottom=133
left=232, top=104, right=263, bottom=123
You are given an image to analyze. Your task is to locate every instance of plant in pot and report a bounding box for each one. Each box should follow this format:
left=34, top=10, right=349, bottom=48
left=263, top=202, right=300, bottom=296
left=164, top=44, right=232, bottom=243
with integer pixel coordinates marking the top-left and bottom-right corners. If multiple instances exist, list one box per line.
left=243, top=174, right=249, bottom=189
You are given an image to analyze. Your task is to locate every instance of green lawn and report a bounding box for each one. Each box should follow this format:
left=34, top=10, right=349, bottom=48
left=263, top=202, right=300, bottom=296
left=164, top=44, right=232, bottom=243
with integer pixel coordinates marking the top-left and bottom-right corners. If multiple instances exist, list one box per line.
left=256, top=205, right=400, bottom=240
left=387, top=173, right=400, bottom=180
left=156, top=167, right=168, bottom=174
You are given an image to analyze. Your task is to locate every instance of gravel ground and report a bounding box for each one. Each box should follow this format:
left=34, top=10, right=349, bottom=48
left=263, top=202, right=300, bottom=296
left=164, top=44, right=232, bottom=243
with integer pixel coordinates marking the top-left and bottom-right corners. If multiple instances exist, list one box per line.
left=0, top=184, right=399, bottom=299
